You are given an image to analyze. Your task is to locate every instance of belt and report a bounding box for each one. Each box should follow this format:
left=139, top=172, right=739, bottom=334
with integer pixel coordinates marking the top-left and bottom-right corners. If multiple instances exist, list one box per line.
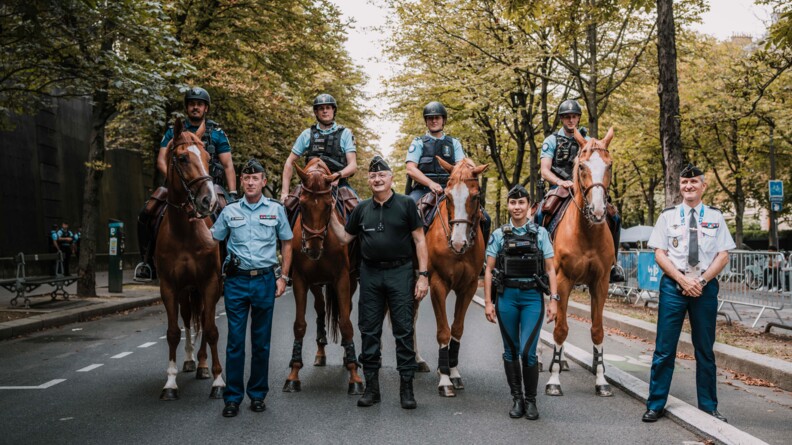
left=363, top=258, right=411, bottom=269
left=227, top=266, right=275, bottom=277
left=503, top=278, right=537, bottom=290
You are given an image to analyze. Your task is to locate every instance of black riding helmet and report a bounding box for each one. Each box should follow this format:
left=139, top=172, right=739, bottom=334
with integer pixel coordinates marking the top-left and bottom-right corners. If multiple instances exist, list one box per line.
left=558, top=99, right=582, bottom=116
left=184, top=87, right=211, bottom=107
left=313, top=93, right=337, bottom=110
left=423, top=101, right=447, bottom=118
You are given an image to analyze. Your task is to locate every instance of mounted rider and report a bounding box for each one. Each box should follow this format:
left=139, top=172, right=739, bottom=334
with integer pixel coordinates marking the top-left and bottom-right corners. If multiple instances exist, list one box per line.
left=405, top=101, right=491, bottom=244
left=280, top=93, right=359, bottom=225
left=134, top=86, right=237, bottom=281
left=534, top=99, right=625, bottom=283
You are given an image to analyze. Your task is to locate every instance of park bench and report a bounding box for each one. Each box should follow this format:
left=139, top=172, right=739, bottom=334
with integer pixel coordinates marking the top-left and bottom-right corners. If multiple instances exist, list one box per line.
left=0, top=252, right=78, bottom=308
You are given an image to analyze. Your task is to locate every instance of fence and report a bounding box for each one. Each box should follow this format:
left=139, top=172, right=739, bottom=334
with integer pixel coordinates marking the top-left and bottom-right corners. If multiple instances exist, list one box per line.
left=611, top=249, right=792, bottom=328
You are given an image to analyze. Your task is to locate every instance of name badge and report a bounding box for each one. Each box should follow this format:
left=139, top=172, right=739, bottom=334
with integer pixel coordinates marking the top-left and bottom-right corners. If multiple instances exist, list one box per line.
left=231, top=216, right=244, bottom=221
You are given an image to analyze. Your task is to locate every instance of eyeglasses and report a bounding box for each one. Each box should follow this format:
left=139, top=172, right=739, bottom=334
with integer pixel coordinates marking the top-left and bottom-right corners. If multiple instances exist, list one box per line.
left=368, top=172, right=391, bottom=180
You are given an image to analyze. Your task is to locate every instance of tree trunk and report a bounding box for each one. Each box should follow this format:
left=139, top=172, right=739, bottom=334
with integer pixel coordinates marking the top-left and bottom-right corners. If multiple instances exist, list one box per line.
left=586, top=15, right=599, bottom=139
left=657, top=0, right=684, bottom=206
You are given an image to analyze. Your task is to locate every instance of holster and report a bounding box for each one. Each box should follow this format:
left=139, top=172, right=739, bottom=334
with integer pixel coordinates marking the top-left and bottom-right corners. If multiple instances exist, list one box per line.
left=541, top=186, right=570, bottom=215
left=284, top=184, right=301, bottom=228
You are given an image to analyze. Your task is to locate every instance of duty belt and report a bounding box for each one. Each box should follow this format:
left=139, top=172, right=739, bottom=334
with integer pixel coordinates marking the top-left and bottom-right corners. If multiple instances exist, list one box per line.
left=227, top=266, right=275, bottom=277
left=502, top=278, right=538, bottom=290
left=363, top=258, right=411, bottom=269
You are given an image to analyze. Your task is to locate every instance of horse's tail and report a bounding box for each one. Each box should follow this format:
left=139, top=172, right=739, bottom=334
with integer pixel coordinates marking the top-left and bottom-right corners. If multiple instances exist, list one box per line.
left=324, top=285, right=341, bottom=344
left=190, top=289, right=203, bottom=336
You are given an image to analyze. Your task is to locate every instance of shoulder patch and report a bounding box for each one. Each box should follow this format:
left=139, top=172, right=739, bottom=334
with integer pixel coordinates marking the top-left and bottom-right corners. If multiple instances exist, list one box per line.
left=542, top=143, right=550, bottom=152
left=267, top=198, right=283, bottom=206
left=661, top=206, right=676, bottom=214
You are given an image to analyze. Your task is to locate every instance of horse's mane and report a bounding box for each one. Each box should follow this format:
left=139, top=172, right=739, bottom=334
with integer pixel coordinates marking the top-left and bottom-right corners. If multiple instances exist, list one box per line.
left=302, top=158, right=332, bottom=190
left=448, top=158, right=478, bottom=183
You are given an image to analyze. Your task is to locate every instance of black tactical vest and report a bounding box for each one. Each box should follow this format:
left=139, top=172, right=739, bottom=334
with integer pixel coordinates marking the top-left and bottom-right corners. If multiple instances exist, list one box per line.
left=198, top=119, right=226, bottom=187
left=552, top=128, right=587, bottom=180
left=305, top=124, right=347, bottom=173
left=496, top=223, right=544, bottom=281
left=417, top=135, right=456, bottom=186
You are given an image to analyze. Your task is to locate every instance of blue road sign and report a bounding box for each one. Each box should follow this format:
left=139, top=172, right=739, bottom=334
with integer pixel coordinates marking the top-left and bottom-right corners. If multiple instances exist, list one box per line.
left=772, top=202, right=782, bottom=212
left=769, top=180, right=783, bottom=202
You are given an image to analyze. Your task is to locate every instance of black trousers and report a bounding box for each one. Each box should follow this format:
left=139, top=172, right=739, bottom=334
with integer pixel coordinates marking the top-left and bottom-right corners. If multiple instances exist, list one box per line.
left=358, top=262, right=417, bottom=378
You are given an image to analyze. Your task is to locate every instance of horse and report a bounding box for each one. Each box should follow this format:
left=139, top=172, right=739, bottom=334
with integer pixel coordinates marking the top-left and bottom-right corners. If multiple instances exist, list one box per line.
left=155, top=119, right=224, bottom=400
left=282, top=158, right=364, bottom=395
left=422, top=157, right=488, bottom=397
left=543, top=127, right=616, bottom=398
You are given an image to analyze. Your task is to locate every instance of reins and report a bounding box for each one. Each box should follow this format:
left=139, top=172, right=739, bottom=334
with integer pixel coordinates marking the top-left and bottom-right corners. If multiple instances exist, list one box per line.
left=166, top=138, right=213, bottom=219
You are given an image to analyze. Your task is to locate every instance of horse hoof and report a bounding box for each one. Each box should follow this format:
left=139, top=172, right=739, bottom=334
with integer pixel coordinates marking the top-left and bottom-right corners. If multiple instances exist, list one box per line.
left=283, top=380, right=301, bottom=393
left=438, top=385, right=456, bottom=397
left=196, top=367, right=211, bottom=380
left=159, top=388, right=179, bottom=401
left=314, top=356, right=327, bottom=367
left=595, top=384, right=613, bottom=397
left=209, top=386, right=225, bottom=399
left=561, top=360, right=570, bottom=371
left=545, top=384, right=563, bottom=396
left=450, top=377, right=465, bottom=390
left=182, top=360, right=196, bottom=373
left=417, top=362, right=431, bottom=373
left=348, top=382, right=365, bottom=395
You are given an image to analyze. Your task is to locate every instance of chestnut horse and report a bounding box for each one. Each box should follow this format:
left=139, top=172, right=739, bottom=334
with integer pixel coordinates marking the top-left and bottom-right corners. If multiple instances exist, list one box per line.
left=155, top=119, right=224, bottom=400
left=282, top=158, right=364, bottom=395
left=544, top=127, right=616, bottom=398
left=422, top=157, right=488, bottom=397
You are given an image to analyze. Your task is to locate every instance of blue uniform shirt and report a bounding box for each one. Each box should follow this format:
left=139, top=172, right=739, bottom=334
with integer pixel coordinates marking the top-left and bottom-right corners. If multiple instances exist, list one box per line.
left=160, top=120, right=231, bottom=154
left=540, top=128, right=590, bottom=160
left=487, top=220, right=554, bottom=281
left=211, top=196, right=293, bottom=270
left=292, top=122, right=356, bottom=156
left=406, top=133, right=465, bottom=164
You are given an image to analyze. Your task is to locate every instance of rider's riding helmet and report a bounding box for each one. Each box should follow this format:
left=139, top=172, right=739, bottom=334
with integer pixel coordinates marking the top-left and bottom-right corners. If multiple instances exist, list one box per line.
left=558, top=99, right=582, bottom=116
left=423, top=101, right=448, bottom=119
left=184, top=87, right=211, bottom=107
left=313, top=94, right=338, bottom=110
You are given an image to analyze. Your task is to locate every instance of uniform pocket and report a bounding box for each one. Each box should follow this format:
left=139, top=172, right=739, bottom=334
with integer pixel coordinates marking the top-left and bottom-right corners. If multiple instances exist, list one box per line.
left=700, top=227, right=718, bottom=251
left=228, top=219, right=247, bottom=243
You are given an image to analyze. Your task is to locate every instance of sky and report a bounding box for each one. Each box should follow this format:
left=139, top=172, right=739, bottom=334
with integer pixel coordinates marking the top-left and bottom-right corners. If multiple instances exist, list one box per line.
left=331, top=0, right=775, bottom=157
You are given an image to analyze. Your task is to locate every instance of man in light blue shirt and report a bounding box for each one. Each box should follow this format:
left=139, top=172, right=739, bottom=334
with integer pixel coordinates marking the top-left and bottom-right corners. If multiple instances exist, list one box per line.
left=211, top=158, right=293, bottom=418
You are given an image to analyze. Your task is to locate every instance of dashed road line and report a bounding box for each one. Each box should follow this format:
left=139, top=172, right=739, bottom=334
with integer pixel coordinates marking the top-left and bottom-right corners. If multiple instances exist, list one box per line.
left=76, top=364, right=104, bottom=372
left=111, top=352, right=133, bottom=359
left=138, top=342, right=157, bottom=348
left=0, top=379, right=67, bottom=390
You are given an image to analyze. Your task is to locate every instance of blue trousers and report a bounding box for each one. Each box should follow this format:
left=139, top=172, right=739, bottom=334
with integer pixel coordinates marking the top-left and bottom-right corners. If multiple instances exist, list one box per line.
left=495, top=287, right=544, bottom=365
left=647, top=275, right=719, bottom=411
left=223, top=273, right=276, bottom=404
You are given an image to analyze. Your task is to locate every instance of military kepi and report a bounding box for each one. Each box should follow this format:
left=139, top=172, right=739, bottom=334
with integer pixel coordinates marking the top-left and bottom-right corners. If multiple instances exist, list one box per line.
left=680, top=163, right=703, bottom=178
left=507, top=184, right=529, bottom=200
left=242, top=158, right=265, bottom=175
left=369, top=155, right=391, bottom=172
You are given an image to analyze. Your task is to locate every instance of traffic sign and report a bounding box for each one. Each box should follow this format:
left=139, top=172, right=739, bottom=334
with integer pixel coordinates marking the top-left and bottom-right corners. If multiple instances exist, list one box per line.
left=772, top=202, right=782, bottom=212
left=769, top=180, right=783, bottom=202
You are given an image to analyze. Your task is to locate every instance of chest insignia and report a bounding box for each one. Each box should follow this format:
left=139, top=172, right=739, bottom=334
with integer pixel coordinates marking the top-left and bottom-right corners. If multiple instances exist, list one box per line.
left=701, top=222, right=719, bottom=229
left=260, top=214, right=277, bottom=220
left=672, top=237, right=679, bottom=248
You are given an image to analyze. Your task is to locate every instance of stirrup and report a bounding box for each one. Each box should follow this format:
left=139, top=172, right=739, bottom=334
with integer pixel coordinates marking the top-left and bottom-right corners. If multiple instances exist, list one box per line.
left=134, top=262, right=153, bottom=282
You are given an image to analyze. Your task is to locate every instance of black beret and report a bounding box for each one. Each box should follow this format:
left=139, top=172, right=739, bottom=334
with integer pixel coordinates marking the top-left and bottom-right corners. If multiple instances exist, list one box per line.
left=369, top=155, right=391, bottom=172
left=680, top=163, right=703, bottom=178
left=507, top=184, right=529, bottom=199
left=241, top=158, right=266, bottom=175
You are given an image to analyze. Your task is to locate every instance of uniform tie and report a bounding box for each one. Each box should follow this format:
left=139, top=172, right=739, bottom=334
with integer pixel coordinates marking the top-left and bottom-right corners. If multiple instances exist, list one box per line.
left=688, top=209, right=699, bottom=267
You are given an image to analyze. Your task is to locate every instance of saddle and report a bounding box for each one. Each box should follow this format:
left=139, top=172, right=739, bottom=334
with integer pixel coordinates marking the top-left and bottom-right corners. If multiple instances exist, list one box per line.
left=541, top=186, right=570, bottom=221
left=284, top=184, right=359, bottom=229
left=416, top=192, right=444, bottom=230
left=536, top=187, right=619, bottom=240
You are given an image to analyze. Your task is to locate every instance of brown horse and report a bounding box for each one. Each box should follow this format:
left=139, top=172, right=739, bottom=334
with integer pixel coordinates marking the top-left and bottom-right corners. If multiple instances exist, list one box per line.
left=155, top=119, right=224, bottom=400
left=282, top=158, right=364, bottom=395
left=543, top=127, right=616, bottom=398
left=422, top=157, right=488, bottom=397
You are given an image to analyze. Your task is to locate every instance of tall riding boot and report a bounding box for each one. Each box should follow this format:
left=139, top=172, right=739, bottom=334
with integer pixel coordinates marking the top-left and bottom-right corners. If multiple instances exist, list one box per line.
left=400, top=376, right=417, bottom=409
left=608, top=210, right=625, bottom=283
left=504, top=360, right=525, bottom=418
left=357, top=370, right=381, bottom=407
left=523, top=363, right=540, bottom=420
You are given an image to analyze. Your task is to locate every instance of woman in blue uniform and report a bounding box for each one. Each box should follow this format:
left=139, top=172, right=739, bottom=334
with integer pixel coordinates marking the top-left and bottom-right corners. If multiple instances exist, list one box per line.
left=484, top=185, right=558, bottom=420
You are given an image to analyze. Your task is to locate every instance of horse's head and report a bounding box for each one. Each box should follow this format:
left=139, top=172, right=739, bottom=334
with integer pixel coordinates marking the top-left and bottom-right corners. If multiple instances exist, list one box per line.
left=167, top=119, right=217, bottom=218
left=438, top=156, right=489, bottom=254
left=295, top=158, right=336, bottom=260
left=573, top=127, right=614, bottom=224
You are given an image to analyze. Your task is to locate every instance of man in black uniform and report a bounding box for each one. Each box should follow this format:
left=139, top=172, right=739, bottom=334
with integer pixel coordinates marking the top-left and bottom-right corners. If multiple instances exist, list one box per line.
left=329, top=156, right=430, bottom=410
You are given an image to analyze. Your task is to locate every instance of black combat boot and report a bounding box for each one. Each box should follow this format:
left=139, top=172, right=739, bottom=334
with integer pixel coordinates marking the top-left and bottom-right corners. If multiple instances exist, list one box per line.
left=357, top=370, right=381, bottom=407
left=523, top=362, right=540, bottom=420
left=400, top=375, right=417, bottom=409
left=504, top=360, right=525, bottom=418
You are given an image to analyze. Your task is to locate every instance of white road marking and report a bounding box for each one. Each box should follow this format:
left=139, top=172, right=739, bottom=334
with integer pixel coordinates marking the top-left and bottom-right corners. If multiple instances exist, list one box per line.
left=111, top=352, right=133, bottom=359
left=0, top=379, right=68, bottom=390
left=77, top=364, right=104, bottom=372
left=59, top=417, right=74, bottom=421
left=55, top=351, right=76, bottom=359
left=159, top=335, right=167, bottom=339
left=603, top=353, right=626, bottom=362
left=219, top=312, right=226, bottom=316
left=138, top=342, right=157, bottom=348
left=472, top=295, right=485, bottom=306
left=71, top=328, right=83, bottom=331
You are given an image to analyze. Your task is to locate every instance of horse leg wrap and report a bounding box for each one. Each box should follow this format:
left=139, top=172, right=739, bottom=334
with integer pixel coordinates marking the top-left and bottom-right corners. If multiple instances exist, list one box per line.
left=438, top=346, right=451, bottom=375
left=549, top=345, right=564, bottom=374
left=316, top=316, right=328, bottom=346
left=592, top=345, right=605, bottom=376
left=289, top=340, right=304, bottom=368
left=342, top=341, right=360, bottom=367
left=448, top=339, right=460, bottom=369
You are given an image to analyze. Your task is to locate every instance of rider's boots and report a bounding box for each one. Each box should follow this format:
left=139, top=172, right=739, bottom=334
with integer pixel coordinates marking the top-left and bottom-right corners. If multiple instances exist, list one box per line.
left=607, top=207, right=625, bottom=283
left=523, top=362, right=540, bottom=420
left=357, top=370, right=381, bottom=407
left=399, top=375, right=417, bottom=409
left=504, top=359, right=525, bottom=418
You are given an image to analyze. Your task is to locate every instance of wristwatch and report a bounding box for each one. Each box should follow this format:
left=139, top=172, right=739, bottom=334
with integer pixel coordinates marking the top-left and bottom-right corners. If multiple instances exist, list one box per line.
left=698, top=277, right=707, bottom=286
left=549, top=294, right=560, bottom=301
left=417, top=271, right=430, bottom=278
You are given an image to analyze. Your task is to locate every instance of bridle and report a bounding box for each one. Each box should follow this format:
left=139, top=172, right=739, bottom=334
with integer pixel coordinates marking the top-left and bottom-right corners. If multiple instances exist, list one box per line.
left=571, top=146, right=611, bottom=224
left=439, top=177, right=482, bottom=254
left=165, top=140, right=213, bottom=219
left=298, top=177, right=334, bottom=258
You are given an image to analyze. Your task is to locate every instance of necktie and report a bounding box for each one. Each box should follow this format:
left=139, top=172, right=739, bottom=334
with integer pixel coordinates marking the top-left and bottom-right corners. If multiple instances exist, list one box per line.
left=688, top=209, right=699, bottom=267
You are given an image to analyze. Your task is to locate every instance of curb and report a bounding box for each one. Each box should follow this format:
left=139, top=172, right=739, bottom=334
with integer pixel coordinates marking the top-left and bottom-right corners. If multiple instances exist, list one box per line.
left=564, top=299, right=792, bottom=392
left=0, top=295, right=161, bottom=340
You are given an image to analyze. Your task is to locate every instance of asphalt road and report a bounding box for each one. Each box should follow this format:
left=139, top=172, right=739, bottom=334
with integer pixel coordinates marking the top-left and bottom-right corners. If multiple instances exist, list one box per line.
left=0, top=288, right=705, bottom=445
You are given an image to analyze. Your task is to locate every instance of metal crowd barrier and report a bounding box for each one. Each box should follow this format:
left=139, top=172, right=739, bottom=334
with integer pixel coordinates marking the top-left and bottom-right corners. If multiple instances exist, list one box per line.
left=610, top=249, right=791, bottom=328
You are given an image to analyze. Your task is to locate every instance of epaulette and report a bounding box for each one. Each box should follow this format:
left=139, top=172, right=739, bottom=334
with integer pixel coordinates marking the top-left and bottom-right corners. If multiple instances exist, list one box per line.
left=267, top=197, right=283, bottom=206
left=661, top=206, right=676, bottom=214
left=707, top=206, right=722, bottom=213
